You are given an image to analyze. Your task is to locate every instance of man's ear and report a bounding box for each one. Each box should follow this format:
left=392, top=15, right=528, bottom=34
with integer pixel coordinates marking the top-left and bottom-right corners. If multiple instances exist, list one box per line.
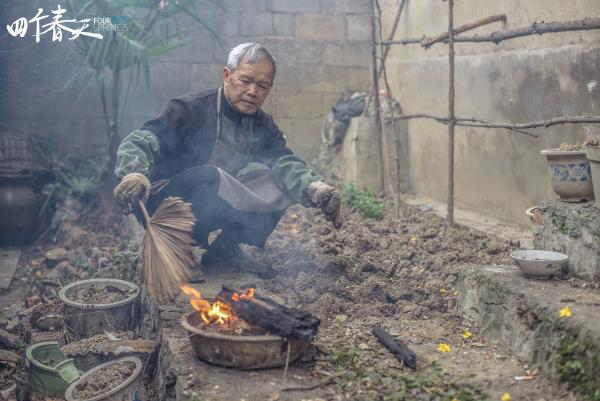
left=223, top=67, right=231, bottom=81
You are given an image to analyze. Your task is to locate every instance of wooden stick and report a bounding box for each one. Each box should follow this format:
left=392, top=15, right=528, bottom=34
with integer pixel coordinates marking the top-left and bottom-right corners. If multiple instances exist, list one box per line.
left=421, top=14, right=506, bottom=48
left=447, top=0, right=455, bottom=226
left=370, top=0, right=384, bottom=192
left=138, top=200, right=151, bottom=223
left=283, top=340, right=291, bottom=380
left=281, top=375, right=340, bottom=392
left=380, top=17, right=600, bottom=46
left=376, top=0, right=408, bottom=80
left=376, top=0, right=403, bottom=215
left=394, top=113, right=600, bottom=134
left=372, top=327, right=416, bottom=371
left=375, top=0, right=397, bottom=199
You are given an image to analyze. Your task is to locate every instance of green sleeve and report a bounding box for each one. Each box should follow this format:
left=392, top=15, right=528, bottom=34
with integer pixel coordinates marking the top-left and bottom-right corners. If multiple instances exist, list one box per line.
left=114, top=130, right=160, bottom=181
left=271, top=154, right=323, bottom=207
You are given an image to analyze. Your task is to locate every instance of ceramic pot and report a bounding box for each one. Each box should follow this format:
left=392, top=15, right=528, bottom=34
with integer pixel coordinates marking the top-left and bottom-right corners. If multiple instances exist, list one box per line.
left=540, top=149, right=594, bottom=202
left=585, top=145, right=600, bottom=207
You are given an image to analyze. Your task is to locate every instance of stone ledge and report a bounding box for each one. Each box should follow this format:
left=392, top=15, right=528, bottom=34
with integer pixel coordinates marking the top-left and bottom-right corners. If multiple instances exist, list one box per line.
left=533, top=200, right=600, bottom=281
left=458, top=265, right=600, bottom=400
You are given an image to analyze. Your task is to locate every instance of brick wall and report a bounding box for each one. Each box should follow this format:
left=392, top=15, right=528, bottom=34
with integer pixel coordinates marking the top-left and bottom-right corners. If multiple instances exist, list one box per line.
left=0, top=0, right=371, bottom=161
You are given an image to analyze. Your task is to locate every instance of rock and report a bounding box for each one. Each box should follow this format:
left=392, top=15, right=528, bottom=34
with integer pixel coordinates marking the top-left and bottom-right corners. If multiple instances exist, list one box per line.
left=0, top=350, right=21, bottom=364
left=58, top=223, right=89, bottom=249
left=0, top=328, right=19, bottom=349
left=46, top=260, right=81, bottom=280
left=25, top=295, right=42, bottom=308
left=45, top=247, right=67, bottom=268
left=0, top=314, right=8, bottom=329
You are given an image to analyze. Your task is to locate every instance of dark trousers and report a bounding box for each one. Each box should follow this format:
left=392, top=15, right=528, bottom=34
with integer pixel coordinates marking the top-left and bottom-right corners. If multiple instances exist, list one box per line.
left=136, top=166, right=285, bottom=248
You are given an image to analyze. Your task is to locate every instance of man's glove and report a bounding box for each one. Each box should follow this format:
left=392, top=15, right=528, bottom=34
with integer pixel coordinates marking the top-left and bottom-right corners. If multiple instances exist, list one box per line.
left=308, top=181, right=343, bottom=229
left=113, top=173, right=151, bottom=215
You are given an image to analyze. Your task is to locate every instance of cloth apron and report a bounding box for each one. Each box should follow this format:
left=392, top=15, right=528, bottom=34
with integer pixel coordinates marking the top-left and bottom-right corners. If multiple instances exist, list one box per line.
left=152, top=87, right=293, bottom=214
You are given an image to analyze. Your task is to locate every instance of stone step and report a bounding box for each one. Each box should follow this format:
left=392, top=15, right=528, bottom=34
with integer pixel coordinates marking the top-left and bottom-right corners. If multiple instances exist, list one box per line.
left=458, top=265, right=600, bottom=400
left=533, top=199, right=600, bottom=281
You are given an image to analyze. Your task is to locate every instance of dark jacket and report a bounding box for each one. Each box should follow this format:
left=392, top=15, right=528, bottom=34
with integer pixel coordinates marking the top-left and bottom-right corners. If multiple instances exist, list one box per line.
left=142, top=88, right=293, bottom=182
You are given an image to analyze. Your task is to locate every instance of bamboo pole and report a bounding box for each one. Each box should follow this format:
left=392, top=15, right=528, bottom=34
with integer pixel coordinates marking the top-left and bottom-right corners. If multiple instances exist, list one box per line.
left=447, top=0, right=455, bottom=226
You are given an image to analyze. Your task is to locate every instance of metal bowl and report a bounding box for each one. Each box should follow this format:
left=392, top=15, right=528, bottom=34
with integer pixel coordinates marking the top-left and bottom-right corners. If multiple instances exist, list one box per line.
left=181, top=312, right=310, bottom=369
left=511, top=249, right=568, bottom=279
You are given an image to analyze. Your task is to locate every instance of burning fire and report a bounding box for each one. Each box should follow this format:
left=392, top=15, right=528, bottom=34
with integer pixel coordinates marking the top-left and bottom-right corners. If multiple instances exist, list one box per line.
left=179, top=284, right=255, bottom=327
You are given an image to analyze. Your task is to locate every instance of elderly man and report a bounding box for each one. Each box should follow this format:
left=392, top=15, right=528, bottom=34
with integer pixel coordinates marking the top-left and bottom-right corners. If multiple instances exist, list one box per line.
left=113, top=43, right=342, bottom=280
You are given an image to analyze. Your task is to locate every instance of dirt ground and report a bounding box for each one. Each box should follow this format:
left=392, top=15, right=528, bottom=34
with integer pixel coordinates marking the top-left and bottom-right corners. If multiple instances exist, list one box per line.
left=0, top=197, right=583, bottom=400
left=247, top=203, right=581, bottom=401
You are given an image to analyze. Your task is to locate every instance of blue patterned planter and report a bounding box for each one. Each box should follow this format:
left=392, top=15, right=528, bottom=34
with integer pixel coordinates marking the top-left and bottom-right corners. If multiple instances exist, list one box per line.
left=541, top=149, right=594, bottom=202
left=585, top=145, right=600, bottom=207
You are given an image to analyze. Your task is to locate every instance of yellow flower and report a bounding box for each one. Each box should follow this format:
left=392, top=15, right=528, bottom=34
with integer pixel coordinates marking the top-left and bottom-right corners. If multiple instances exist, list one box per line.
left=501, top=393, right=512, bottom=401
left=451, top=398, right=459, bottom=401
left=462, top=330, right=473, bottom=339
left=410, top=235, right=418, bottom=243
left=440, top=288, right=447, bottom=294
left=559, top=306, right=572, bottom=318
left=437, top=343, right=451, bottom=353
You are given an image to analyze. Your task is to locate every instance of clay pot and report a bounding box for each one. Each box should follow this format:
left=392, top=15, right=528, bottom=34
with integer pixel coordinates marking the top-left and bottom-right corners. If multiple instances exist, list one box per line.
left=0, top=183, right=41, bottom=245
left=540, top=149, right=594, bottom=202
left=64, top=357, right=143, bottom=401
left=58, top=279, right=141, bottom=341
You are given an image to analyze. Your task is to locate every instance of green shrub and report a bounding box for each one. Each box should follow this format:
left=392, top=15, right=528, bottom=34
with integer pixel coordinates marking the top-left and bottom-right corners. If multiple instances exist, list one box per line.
left=341, top=182, right=385, bottom=219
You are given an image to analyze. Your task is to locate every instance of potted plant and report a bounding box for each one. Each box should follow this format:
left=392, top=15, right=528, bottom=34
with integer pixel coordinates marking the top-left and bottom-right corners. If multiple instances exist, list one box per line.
left=540, top=143, right=594, bottom=202
left=585, top=138, right=600, bottom=206
left=64, top=357, right=143, bottom=401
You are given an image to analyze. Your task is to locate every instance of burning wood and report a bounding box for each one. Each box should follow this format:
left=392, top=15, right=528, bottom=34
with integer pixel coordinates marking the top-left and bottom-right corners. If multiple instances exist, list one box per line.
left=180, top=284, right=320, bottom=341
left=217, top=286, right=320, bottom=341
left=179, top=285, right=263, bottom=335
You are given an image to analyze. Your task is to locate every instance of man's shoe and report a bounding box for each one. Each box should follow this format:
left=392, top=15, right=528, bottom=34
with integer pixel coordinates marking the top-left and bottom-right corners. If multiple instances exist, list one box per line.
left=202, top=237, right=275, bottom=276
left=187, top=266, right=206, bottom=283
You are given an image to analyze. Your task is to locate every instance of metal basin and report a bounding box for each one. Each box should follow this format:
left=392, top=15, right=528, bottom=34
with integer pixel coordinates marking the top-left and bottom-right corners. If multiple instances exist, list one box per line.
left=511, top=249, right=568, bottom=279
left=181, top=311, right=309, bottom=369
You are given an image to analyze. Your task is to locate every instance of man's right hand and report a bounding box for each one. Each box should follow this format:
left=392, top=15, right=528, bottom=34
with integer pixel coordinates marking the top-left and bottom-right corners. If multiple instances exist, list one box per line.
left=113, top=173, right=151, bottom=215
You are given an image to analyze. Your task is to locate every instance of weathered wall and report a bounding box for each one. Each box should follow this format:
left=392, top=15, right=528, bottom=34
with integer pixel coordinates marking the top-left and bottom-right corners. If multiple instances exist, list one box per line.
left=0, top=0, right=371, bottom=161
left=380, top=0, right=600, bottom=225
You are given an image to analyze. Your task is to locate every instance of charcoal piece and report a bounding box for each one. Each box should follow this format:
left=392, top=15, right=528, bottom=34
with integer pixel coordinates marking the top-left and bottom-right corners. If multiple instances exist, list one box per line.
left=372, top=326, right=417, bottom=371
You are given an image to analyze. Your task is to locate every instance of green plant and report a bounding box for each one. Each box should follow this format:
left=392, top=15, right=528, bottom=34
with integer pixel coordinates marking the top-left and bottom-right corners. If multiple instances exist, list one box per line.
left=61, top=0, right=225, bottom=164
left=53, top=154, right=110, bottom=199
left=330, top=343, right=361, bottom=368
left=341, top=182, right=385, bottom=219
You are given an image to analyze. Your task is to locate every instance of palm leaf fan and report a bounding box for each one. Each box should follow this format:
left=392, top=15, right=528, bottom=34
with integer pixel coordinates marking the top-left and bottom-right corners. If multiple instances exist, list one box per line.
left=138, top=197, right=197, bottom=303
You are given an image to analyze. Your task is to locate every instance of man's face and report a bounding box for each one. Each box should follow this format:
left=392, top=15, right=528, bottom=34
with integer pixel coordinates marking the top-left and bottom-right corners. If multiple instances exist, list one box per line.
left=223, top=58, right=274, bottom=115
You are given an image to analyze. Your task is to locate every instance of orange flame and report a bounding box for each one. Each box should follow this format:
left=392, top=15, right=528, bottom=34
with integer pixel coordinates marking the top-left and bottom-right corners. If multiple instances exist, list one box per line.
left=179, top=285, right=255, bottom=327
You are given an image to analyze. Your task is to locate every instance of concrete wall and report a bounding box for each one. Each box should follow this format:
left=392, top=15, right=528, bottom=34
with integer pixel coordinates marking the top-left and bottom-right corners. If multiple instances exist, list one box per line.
left=0, top=0, right=371, bottom=161
left=380, top=0, right=600, bottom=225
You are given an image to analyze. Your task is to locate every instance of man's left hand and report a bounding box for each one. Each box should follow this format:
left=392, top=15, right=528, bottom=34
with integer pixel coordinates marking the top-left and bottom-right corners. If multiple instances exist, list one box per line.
left=308, top=181, right=343, bottom=229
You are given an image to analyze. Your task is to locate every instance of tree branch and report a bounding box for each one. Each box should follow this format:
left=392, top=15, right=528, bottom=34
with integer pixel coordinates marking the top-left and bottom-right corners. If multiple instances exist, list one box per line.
left=422, top=14, right=506, bottom=48
left=391, top=114, right=600, bottom=137
left=376, top=0, right=408, bottom=80
left=380, top=17, right=600, bottom=46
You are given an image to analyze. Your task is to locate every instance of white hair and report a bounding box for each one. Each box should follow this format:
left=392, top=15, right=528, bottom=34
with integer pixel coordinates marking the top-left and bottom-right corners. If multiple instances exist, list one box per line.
left=227, top=43, right=276, bottom=80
